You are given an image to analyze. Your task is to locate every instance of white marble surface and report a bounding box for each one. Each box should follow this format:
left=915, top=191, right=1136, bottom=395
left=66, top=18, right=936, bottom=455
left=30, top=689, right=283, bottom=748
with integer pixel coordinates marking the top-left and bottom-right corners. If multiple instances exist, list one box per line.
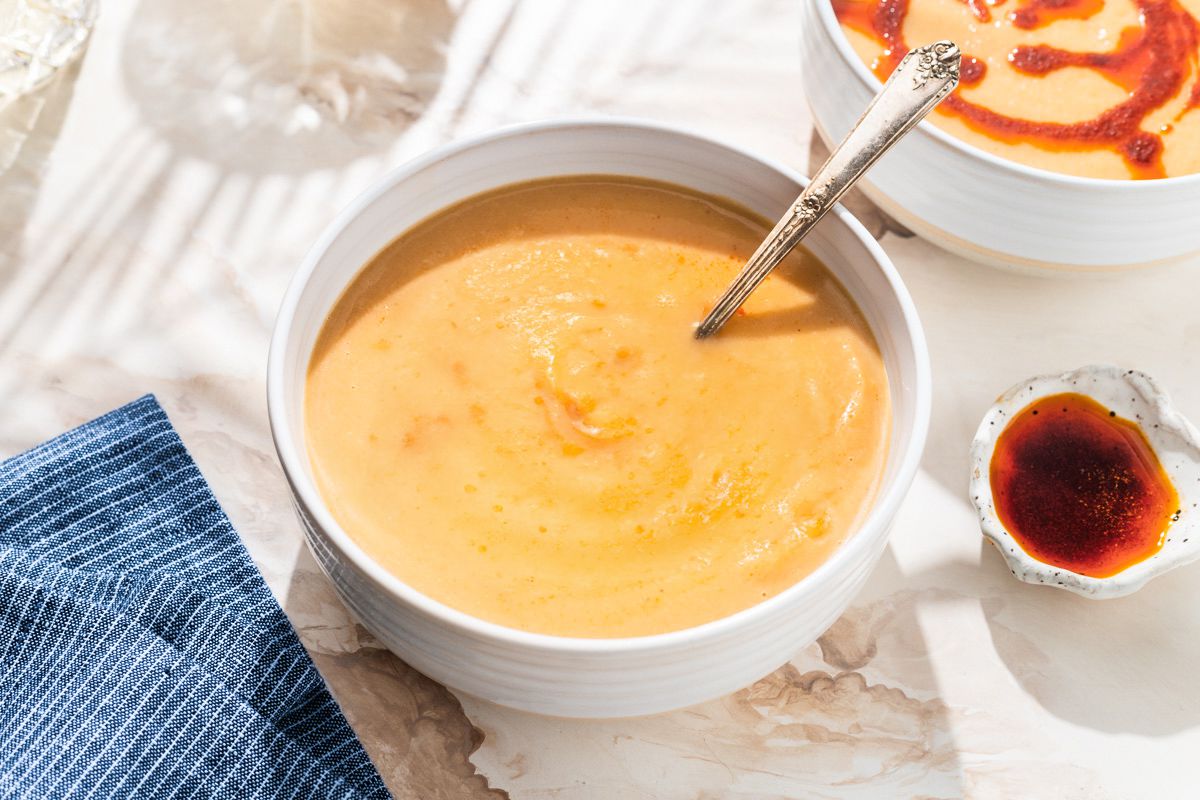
left=1, top=1, right=1198, bottom=797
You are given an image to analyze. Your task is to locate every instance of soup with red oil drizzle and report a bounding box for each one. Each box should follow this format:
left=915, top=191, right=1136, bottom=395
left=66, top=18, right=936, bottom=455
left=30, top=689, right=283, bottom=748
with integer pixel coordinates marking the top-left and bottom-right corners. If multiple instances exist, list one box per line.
left=989, top=393, right=1178, bottom=578
left=833, top=0, right=1200, bottom=178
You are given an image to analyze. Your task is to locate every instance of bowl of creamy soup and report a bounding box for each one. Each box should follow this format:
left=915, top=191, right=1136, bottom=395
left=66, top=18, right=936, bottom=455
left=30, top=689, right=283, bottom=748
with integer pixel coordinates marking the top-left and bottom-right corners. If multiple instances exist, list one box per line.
left=801, top=0, right=1200, bottom=270
left=267, top=119, right=930, bottom=717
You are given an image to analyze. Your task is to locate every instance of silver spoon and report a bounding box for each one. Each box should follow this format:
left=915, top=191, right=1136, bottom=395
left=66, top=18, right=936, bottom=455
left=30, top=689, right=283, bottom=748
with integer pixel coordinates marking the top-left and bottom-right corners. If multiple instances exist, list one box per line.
left=695, top=41, right=961, bottom=339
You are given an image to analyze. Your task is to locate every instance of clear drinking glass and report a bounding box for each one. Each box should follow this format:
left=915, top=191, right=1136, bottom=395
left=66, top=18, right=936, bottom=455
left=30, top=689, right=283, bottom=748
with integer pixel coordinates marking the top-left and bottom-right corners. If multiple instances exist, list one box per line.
left=0, top=0, right=97, bottom=107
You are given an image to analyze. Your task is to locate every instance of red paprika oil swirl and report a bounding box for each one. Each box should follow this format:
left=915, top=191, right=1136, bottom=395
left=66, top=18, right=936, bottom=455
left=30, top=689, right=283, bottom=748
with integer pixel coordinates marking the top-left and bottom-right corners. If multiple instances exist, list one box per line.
left=832, top=0, right=1200, bottom=178
left=989, top=393, right=1178, bottom=578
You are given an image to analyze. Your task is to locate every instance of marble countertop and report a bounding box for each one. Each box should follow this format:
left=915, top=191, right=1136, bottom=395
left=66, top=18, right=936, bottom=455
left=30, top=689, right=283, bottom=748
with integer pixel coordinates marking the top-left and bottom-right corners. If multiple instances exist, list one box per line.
left=2, top=1, right=1197, bottom=797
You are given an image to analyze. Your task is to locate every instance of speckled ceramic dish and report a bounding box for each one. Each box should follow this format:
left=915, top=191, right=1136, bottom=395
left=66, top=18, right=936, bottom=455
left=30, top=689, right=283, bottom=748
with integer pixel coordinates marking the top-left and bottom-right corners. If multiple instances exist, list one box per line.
left=268, top=119, right=932, bottom=717
left=970, top=366, right=1200, bottom=598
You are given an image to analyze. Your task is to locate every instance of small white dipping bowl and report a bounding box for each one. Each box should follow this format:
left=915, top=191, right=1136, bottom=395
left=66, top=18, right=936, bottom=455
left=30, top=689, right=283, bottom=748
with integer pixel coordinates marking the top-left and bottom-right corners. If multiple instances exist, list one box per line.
left=267, top=119, right=931, bottom=718
left=970, top=365, right=1200, bottom=598
left=800, top=0, right=1200, bottom=272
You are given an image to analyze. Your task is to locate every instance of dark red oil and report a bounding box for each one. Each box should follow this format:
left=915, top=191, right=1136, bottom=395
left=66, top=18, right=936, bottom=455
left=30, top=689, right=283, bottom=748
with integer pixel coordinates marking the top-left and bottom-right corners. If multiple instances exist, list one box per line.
left=989, top=393, right=1178, bottom=578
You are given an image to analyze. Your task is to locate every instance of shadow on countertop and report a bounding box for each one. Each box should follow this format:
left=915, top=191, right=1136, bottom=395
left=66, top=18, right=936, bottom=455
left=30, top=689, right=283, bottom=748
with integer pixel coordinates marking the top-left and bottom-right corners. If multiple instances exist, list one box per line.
left=978, top=538, right=1200, bottom=737
left=0, top=58, right=86, bottom=314
left=899, top=533, right=1200, bottom=738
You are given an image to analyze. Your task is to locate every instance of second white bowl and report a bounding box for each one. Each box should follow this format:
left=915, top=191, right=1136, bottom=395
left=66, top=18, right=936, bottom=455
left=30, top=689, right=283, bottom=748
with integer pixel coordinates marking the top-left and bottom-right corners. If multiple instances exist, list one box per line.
left=800, top=0, right=1200, bottom=271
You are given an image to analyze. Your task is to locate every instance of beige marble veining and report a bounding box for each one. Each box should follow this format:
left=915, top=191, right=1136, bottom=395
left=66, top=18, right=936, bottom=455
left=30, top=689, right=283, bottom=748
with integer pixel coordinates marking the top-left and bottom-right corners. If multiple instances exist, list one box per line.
left=1, top=0, right=1198, bottom=797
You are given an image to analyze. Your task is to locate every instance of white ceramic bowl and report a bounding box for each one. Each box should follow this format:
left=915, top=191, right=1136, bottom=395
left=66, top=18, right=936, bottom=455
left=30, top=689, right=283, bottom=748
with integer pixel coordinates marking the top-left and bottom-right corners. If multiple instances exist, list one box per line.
left=800, top=0, right=1200, bottom=272
left=267, top=119, right=931, bottom=718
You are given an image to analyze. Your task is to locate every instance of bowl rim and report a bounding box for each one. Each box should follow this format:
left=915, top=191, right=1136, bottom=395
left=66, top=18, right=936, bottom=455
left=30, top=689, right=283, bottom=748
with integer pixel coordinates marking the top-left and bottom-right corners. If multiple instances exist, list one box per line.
left=266, top=116, right=932, bottom=654
left=810, top=0, right=1200, bottom=189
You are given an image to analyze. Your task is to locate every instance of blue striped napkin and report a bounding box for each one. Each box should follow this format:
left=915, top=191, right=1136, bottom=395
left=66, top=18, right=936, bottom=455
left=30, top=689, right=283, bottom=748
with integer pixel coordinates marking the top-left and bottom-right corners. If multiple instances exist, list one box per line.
left=0, top=396, right=389, bottom=799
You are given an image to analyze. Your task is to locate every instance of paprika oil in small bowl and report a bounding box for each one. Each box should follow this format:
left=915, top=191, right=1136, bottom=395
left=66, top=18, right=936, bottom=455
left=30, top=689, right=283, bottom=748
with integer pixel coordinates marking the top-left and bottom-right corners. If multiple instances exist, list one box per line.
left=970, top=366, right=1200, bottom=598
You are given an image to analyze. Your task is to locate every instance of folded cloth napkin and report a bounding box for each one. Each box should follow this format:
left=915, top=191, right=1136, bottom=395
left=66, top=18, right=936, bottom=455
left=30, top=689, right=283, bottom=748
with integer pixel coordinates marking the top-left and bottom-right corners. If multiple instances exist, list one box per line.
left=0, top=396, right=389, bottom=799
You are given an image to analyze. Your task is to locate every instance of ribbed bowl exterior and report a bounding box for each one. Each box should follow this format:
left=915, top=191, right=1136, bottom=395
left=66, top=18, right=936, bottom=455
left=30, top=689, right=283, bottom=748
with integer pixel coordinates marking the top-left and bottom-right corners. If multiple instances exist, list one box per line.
left=800, top=0, right=1200, bottom=271
left=295, top=492, right=889, bottom=717
left=268, top=120, right=930, bottom=718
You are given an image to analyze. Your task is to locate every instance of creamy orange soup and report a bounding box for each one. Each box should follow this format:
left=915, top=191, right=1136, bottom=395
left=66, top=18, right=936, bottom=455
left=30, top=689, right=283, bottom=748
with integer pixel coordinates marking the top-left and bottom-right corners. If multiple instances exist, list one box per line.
left=305, top=177, right=890, bottom=638
left=835, top=0, right=1200, bottom=179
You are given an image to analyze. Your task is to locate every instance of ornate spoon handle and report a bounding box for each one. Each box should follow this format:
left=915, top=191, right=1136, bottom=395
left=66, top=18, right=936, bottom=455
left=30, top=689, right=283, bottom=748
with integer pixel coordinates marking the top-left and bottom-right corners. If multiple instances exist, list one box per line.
left=695, top=41, right=961, bottom=339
